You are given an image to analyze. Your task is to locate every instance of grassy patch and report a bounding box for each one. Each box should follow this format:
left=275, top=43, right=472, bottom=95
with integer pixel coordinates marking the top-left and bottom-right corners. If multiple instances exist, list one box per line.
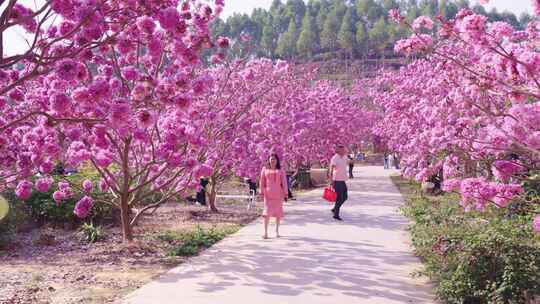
left=391, top=175, right=540, bottom=304
left=158, top=225, right=240, bottom=257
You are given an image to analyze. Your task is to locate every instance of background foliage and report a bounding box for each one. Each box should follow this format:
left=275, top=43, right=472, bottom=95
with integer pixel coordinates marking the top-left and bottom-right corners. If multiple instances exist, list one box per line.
left=212, top=0, right=531, bottom=61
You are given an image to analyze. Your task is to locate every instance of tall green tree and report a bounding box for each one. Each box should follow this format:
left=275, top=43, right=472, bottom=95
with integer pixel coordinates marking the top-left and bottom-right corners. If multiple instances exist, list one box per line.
left=356, top=0, right=374, bottom=18
left=270, top=0, right=289, bottom=33
left=307, top=0, right=320, bottom=16
left=332, top=0, right=347, bottom=18
left=438, top=0, right=448, bottom=19
left=355, top=21, right=367, bottom=58
left=406, top=2, right=421, bottom=22
left=456, top=0, right=470, bottom=9
left=261, top=15, right=277, bottom=57
left=297, top=12, right=317, bottom=58
left=519, top=12, right=533, bottom=28
left=320, top=8, right=340, bottom=52
left=368, top=16, right=390, bottom=56
left=276, top=18, right=298, bottom=58
left=316, top=3, right=328, bottom=33
left=444, top=2, right=459, bottom=19
left=338, top=8, right=355, bottom=57
left=382, top=0, right=399, bottom=11
left=285, top=0, right=306, bottom=26
left=250, top=8, right=268, bottom=45
left=420, top=0, right=438, bottom=16
left=357, top=0, right=384, bottom=25
left=227, top=13, right=250, bottom=37
left=210, top=18, right=229, bottom=40
left=355, top=22, right=366, bottom=45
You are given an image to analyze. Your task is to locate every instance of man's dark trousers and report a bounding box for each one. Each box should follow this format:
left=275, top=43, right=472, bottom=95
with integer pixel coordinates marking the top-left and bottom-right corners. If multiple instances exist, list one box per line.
left=333, top=181, right=348, bottom=216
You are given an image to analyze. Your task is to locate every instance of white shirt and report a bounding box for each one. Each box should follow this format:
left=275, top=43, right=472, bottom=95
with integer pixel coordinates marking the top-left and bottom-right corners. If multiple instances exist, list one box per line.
left=330, top=154, right=348, bottom=181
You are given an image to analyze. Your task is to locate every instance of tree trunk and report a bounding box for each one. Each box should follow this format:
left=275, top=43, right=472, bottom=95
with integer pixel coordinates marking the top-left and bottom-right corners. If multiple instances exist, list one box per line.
left=120, top=195, right=133, bottom=242
left=120, top=137, right=133, bottom=242
left=208, top=177, right=219, bottom=213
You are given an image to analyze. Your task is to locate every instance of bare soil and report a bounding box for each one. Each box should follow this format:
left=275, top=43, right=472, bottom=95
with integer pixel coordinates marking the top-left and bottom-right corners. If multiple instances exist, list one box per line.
left=0, top=201, right=260, bottom=304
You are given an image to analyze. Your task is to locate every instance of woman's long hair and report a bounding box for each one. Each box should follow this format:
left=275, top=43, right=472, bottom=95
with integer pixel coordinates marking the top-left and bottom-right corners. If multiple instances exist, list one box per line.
left=268, top=153, right=281, bottom=170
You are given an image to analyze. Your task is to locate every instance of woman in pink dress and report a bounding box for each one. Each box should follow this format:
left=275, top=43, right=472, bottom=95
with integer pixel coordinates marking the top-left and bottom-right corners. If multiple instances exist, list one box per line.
left=260, top=153, right=288, bottom=239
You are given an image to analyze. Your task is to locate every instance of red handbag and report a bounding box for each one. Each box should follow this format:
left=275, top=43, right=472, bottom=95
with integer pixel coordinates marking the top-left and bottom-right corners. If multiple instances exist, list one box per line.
left=323, top=187, right=337, bottom=202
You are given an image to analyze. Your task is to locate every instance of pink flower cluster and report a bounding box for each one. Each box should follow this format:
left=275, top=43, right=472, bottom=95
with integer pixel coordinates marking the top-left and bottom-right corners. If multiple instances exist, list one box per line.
left=459, top=178, right=523, bottom=211
left=394, top=34, right=433, bottom=55
left=388, top=9, right=404, bottom=24
left=412, top=16, right=434, bottom=31
left=10, top=4, right=37, bottom=32
left=534, top=215, right=540, bottom=233
left=74, top=196, right=94, bottom=218
left=53, top=181, right=73, bottom=203
left=492, top=161, right=526, bottom=182
left=36, top=177, right=54, bottom=193
left=82, top=179, right=93, bottom=193
left=15, top=180, right=33, bottom=200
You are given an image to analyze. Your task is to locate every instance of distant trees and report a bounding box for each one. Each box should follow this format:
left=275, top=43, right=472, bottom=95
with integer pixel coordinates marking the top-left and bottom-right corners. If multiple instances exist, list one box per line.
left=211, top=0, right=531, bottom=61
left=297, top=12, right=317, bottom=57
left=338, top=8, right=356, bottom=58
left=276, top=18, right=298, bottom=58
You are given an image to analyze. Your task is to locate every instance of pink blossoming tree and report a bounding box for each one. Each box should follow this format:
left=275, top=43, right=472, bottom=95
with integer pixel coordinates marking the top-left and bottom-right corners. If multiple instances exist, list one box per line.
left=374, top=2, right=540, bottom=230
left=2, top=0, right=226, bottom=242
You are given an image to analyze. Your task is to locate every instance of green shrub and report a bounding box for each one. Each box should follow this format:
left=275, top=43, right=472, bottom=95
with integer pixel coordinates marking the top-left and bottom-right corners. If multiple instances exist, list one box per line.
left=395, top=176, right=540, bottom=304
left=79, top=222, right=103, bottom=243
left=159, top=225, right=239, bottom=257
left=0, top=168, right=116, bottom=244
left=24, top=189, right=78, bottom=223
left=0, top=192, right=30, bottom=247
left=435, top=219, right=540, bottom=304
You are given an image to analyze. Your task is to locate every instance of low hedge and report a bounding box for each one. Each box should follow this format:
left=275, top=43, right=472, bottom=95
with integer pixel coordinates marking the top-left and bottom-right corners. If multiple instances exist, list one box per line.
left=393, top=176, right=540, bottom=304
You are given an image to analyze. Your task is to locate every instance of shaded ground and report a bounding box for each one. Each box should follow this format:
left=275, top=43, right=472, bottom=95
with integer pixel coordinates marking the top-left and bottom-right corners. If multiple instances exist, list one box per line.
left=1, top=201, right=260, bottom=304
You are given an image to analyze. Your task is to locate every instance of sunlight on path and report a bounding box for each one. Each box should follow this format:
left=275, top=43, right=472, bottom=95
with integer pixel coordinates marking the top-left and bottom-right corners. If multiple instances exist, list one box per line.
left=124, top=166, right=436, bottom=304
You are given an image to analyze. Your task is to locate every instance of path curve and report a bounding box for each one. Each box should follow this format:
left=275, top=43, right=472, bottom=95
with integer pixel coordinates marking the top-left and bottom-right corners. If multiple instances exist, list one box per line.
left=124, top=166, right=436, bottom=304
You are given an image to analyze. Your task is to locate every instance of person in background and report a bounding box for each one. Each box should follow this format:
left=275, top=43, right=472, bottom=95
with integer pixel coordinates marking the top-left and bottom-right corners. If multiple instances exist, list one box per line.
left=347, top=153, right=354, bottom=179
left=384, top=153, right=389, bottom=169
left=394, top=153, right=400, bottom=169
left=260, top=153, right=288, bottom=239
left=187, top=178, right=208, bottom=206
left=196, top=178, right=209, bottom=205
left=328, top=145, right=349, bottom=221
left=245, top=178, right=257, bottom=196
left=285, top=164, right=297, bottom=200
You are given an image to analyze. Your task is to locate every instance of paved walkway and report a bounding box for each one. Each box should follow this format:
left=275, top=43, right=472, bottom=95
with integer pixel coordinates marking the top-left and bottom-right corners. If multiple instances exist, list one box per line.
left=124, top=166, right=436, bottom=304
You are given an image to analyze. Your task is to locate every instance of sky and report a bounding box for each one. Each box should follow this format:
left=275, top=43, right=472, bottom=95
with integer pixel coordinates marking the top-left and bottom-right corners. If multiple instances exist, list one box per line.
left=221, top=0, right=534, bottom=18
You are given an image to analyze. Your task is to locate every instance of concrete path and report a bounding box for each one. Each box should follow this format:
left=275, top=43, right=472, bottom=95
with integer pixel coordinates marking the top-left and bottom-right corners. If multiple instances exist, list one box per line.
left=124, top=166, right=436, bottom=304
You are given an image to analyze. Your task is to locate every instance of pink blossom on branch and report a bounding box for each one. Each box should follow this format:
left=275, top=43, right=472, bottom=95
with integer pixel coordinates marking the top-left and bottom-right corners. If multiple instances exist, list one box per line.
left=412, top=16, right=434, bottom=31
left=74, top=196, right=94, bottom=219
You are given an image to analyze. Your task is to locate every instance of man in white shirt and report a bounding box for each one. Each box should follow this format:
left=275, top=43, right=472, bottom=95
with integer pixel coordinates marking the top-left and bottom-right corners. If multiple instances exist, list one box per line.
left=328, top=145, right=349, bottom=221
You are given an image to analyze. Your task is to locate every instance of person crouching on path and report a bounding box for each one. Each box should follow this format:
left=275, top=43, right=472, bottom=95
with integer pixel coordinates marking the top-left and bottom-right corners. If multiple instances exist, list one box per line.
left=329, top=145, right=349, bottom=221
left=260, top=153, right=288, bottom=239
